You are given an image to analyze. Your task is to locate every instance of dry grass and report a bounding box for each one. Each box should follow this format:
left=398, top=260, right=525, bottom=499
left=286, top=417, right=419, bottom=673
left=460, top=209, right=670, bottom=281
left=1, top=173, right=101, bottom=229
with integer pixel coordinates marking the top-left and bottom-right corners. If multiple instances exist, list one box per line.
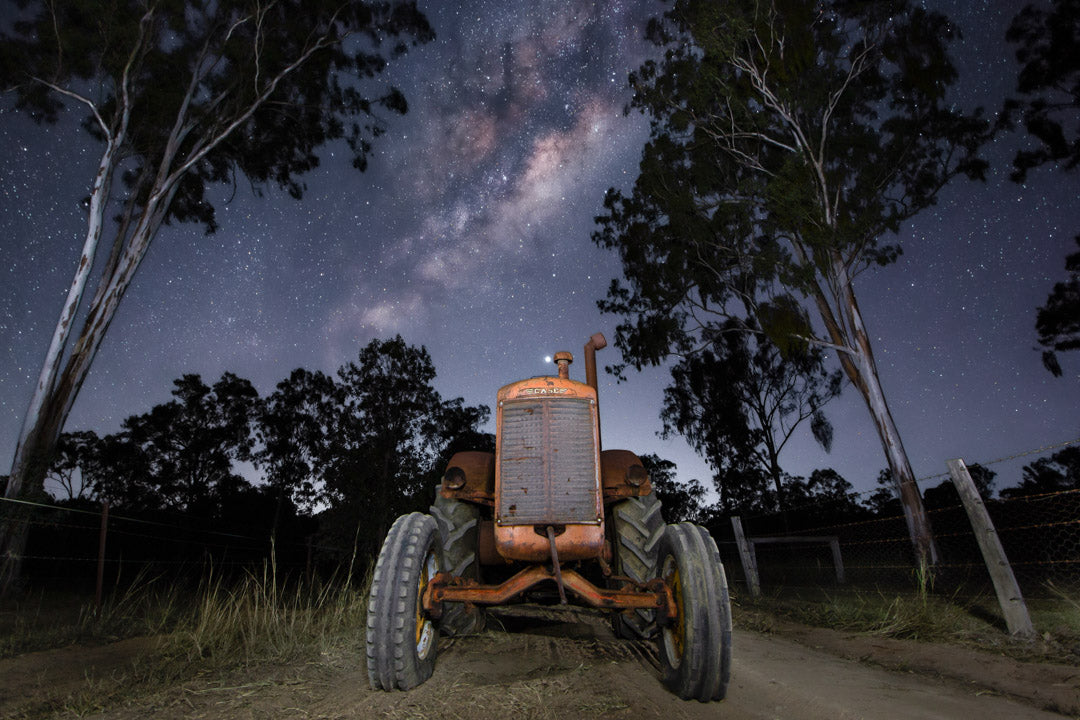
left=161, top=561, right=370, bottom=667
left=1, top=560, right=372, bottom=718
left=0, top=571, right=181, bottom=659
left=735, top=580, right=1080, bottom=664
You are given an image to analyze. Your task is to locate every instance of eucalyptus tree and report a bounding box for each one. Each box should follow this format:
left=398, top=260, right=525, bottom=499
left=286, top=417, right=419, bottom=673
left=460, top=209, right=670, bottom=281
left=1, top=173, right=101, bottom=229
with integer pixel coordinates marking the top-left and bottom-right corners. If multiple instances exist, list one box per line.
left=661, top=320, right=842, bottom=509
left=593, top=0, right=991, bottom=564
left=0, top=0, right=433, bottom=591
left=639, top=453, right=709, bottom=524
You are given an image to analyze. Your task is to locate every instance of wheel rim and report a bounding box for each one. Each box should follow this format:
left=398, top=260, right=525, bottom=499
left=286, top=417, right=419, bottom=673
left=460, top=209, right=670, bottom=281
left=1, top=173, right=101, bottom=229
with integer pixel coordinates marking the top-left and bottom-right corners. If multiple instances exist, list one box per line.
left=661, top=554, right=685, bottom=669
left=415, top=548, right=438, bottom=660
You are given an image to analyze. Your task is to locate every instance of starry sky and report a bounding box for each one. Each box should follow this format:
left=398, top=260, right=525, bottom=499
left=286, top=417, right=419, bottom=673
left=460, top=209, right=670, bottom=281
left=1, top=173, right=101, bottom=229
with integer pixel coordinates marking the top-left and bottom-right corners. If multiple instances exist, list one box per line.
left=1, top=0, right=1077, bottom=501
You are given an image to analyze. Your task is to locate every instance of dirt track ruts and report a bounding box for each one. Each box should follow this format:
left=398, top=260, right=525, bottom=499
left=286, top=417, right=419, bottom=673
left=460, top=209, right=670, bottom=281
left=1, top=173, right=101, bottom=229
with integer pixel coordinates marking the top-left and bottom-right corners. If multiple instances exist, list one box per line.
left=3, top=605, right=1077, bottom=719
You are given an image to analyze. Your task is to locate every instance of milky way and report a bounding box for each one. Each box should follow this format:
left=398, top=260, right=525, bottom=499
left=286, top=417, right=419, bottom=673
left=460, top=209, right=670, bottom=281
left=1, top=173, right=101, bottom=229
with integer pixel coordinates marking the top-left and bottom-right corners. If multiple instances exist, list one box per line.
left=1, top=0, right=1077, bottom=500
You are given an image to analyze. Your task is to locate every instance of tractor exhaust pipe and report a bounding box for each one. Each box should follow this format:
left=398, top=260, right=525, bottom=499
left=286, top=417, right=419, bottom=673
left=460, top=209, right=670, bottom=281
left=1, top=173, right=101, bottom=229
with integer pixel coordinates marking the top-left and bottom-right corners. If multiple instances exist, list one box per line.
left=584, top=332, right=606, bottom=394
left=584, top=332, right=606, bottom=451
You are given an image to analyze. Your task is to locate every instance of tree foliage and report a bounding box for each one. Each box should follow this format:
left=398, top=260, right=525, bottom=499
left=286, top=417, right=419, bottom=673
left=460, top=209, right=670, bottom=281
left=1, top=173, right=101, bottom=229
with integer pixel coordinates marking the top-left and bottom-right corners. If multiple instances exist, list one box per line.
left=320, top=336, right=489, bottom=559
left=593, top=0, right=990, bottom=564
left=90, top=373, right=259, bottom=516
left=43, top=430, right=99, bottom=501
left=40, top=337, right=489, bottom=567
left=661, top=321, right=842, bottom=508
left=1002, top=446, right=1080, bottom=497
left=1002, top=2, right=1080, bottom=376
left=1002, top=0, right=1080, bottom=182
left=255, top=368, right=337, bottom=516
left=640, top=453, right=708, bottom=523
left=1036, top=237, right=1080, bottom=376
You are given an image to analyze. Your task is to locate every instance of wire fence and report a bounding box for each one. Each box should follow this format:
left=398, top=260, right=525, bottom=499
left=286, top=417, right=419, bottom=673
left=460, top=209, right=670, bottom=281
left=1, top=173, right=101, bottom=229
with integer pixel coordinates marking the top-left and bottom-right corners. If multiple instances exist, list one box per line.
left=1, top=495, right=352, bottom=592
left=708, top=439, right=1080, bottom=606
left=3, top=439, right=1078, bottom=612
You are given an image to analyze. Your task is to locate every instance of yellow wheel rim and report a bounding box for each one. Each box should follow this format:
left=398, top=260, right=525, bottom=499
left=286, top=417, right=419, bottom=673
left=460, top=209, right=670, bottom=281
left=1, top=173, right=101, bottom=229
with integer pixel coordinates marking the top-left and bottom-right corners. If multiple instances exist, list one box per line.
left=661, top=554, right=685, bottom=669
left=415, top=549, right=437, bottom=659
left=671, top=566, right=685, bottom=658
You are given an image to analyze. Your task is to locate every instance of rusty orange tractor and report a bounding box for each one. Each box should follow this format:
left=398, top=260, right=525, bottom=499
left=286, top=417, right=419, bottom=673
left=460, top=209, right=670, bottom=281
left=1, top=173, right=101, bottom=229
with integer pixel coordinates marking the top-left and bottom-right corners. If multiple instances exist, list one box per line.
left=366, top=333, right=732, bottom=702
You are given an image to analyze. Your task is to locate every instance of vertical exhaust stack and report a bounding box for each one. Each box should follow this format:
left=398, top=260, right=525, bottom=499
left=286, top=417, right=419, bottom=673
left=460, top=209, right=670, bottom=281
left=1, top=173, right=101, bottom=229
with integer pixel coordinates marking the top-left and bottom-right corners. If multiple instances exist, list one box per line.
left=554, top=351, right=572, bottom=379
left=583, top=332, right=606, bottom=450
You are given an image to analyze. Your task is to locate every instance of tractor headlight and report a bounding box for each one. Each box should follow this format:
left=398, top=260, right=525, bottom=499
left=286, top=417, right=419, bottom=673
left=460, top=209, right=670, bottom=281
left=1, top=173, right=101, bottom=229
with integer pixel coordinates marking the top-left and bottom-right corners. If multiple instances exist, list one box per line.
left=443, top=466, right=467, bottom=490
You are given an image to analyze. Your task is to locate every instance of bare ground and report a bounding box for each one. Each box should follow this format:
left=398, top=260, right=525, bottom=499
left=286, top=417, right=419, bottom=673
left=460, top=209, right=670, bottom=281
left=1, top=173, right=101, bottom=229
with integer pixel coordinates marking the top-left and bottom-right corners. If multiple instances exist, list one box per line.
left=2, top=605, right=1078, bottom=719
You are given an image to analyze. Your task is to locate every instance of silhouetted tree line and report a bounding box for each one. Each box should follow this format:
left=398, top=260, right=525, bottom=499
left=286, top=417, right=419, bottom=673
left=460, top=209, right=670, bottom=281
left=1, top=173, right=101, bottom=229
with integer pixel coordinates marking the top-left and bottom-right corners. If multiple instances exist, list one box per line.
left=21, top=337, right=489, bottom=583
left=646, top=445, right=1080, bottom=537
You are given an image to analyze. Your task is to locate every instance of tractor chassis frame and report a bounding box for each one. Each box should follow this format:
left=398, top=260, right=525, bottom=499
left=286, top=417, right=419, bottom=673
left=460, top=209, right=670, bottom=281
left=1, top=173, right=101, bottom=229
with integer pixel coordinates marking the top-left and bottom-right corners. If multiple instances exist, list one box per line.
left=422, top=564, right=676, bottom=621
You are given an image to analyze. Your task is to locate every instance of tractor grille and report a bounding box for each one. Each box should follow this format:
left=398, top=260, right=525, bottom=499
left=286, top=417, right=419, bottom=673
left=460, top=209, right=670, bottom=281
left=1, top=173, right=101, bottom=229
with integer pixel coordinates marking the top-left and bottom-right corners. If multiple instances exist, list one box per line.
left=498, top=396, right=598, bottom=525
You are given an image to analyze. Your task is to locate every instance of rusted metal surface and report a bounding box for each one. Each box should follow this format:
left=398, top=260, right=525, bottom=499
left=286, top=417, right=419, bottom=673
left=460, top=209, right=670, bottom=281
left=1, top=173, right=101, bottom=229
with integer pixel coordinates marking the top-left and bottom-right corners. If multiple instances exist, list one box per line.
left=495, top=523, right=605, bottom=562
left=554, top=351, right=572, bottom=379
left=599, top=449, right=653, bottom=501
left=583, top=332, right=606, bottom=451
left=498, top=396, right=597, bottom=525
left=423, top=565, right=672, bottom=615
left=439, top=450, right=495, bottom=505
left=476, top=520, right=510, bottom=565
left=583, top=332, right=606, bottom=395
left=493, top=372, right=604, bottom=562
left=546, top=526, right=569, bottom=604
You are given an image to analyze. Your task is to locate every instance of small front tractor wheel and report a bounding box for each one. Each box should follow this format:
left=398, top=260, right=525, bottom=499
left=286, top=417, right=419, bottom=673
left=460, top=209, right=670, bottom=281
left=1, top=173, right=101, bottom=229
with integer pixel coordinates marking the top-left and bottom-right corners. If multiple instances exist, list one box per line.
left=610, top=492, right=666, bottom=639
left=656, top=523, right=733, bottom=702
left=366, top=512, right=442, bottom=691
left=430, top=494, right=485, bottom=635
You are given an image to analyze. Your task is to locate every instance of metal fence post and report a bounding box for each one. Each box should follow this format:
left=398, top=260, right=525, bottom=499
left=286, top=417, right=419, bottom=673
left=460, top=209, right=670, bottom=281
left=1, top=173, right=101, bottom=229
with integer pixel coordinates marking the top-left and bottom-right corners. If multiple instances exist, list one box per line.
left=946, top=458, right=1034, bottom=638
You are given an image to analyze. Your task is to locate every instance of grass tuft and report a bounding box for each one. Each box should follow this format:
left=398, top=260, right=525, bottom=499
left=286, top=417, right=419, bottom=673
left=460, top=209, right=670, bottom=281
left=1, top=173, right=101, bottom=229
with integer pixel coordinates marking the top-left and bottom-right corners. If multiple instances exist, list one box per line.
left=162, top=559, right=371, bottom=667
left=0, top=570, right=183, bottom=658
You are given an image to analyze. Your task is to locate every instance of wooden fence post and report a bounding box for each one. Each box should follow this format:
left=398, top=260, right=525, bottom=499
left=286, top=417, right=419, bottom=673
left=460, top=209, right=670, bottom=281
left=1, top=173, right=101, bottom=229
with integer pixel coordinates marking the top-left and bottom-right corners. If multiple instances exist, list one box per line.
left=96, top=501, right=109, bottom=609
left=946, top=458, right=1034, bottom=638
left=829, top=537, right=845, bottom=584
left=731, top=516, right=761, bottom=597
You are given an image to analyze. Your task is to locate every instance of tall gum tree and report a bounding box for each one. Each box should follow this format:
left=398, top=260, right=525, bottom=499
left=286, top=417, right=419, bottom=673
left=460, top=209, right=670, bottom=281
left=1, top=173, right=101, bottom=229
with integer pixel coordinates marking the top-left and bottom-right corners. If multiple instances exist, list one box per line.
left=593, top=0, right=991, bottom=565
left=0, top=0, right=433, bottom=593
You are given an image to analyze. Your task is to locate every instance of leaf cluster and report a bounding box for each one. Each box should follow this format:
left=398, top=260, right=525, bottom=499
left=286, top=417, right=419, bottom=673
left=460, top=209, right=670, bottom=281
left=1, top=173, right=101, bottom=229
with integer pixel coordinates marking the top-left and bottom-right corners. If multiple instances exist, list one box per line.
left=1001, top=0, right=1080, bottom=182
left=660, top=320, right=842, bottom=509
left=1036, top=236, right=1080, bottom=376
left=0, top=0, right=434, bottom=232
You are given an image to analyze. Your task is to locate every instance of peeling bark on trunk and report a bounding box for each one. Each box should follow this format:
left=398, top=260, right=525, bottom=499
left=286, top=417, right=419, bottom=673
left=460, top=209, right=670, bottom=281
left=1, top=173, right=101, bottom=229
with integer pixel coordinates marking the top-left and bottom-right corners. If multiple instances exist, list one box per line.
left=832, top=257, right=939, bottom=567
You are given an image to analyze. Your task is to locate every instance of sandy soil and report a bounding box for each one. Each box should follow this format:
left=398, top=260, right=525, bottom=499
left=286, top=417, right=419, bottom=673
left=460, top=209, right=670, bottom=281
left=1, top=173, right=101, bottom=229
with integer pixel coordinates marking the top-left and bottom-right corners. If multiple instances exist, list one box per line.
left=2, top=605, right=1078, bottom=719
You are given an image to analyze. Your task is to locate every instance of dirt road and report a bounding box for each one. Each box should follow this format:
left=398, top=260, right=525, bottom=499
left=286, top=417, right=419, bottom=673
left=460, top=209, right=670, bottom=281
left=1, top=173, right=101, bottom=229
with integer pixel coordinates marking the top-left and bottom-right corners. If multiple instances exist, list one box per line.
left=4, top=605, right=1077, bottom=719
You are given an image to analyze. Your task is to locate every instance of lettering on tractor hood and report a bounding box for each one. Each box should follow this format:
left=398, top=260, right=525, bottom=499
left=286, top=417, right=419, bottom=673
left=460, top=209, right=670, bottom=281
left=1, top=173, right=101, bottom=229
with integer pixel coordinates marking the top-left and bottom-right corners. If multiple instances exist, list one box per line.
left=520, top=387, right=569, bottom=395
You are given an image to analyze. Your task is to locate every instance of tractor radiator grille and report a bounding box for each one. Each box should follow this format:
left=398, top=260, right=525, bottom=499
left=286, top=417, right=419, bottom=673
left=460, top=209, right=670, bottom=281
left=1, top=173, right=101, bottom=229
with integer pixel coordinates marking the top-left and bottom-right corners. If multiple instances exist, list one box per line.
left=498, top=397, right=598, bottom=525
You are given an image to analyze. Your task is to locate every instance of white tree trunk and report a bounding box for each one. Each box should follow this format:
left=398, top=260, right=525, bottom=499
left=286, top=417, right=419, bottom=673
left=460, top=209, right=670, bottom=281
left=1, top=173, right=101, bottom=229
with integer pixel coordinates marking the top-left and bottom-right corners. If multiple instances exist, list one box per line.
left=8, top=140, right=119, bottom=500
left=1, top=14, right=352, bottom=596
left=834, top=257, right=939, bottom=566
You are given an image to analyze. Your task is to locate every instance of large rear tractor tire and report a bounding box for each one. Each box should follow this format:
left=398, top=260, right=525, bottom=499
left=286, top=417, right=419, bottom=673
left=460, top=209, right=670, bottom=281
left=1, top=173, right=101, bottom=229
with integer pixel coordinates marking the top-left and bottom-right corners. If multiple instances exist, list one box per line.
left=610, top=492, right=666, bottom=639
left=366, top=512, right=441, bottom=691
left=656, top=523, right=733, bottom=702
left=429, top=494, right=485, bottom=635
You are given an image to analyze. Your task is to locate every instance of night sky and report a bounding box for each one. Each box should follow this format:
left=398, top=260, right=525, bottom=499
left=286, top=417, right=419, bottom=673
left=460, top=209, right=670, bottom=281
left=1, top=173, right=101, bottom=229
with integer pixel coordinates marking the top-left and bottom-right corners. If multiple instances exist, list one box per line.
left=1, top=0, right=1077, bottom=501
